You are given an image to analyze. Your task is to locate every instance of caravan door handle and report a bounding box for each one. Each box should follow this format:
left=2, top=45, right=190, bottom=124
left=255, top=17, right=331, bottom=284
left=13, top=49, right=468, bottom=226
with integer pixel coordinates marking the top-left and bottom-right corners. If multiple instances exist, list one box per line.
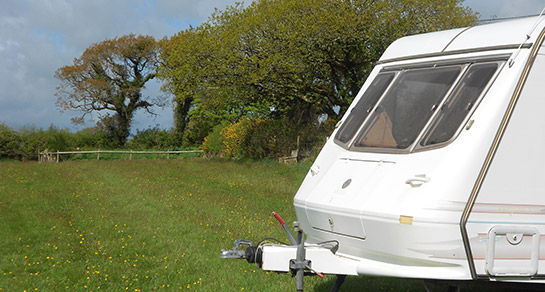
left=405, top=175, right=430, bottom=188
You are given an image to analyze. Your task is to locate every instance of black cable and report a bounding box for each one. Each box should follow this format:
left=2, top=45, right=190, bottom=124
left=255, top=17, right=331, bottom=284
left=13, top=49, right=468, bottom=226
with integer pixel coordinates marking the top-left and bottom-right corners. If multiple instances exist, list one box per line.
left=256, top=237, right=290, bottom=247
left=316, top=240, right=339, bottom=246
left=316, top=240, right=340, bottom=254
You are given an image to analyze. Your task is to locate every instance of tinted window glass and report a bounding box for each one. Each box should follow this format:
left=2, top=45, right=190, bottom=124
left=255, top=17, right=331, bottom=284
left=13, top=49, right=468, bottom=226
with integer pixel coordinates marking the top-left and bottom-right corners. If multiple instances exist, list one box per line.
left=335, top=73, right=395, bottom=144
left=354, top=66, right=461, bottom=149
left=420, top=63, right=498, bottom=146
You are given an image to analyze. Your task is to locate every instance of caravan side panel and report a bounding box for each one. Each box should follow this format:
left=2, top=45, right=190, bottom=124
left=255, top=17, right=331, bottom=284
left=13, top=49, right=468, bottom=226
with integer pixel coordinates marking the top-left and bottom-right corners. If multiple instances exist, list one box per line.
left=467, top=42, right=545, bottom=279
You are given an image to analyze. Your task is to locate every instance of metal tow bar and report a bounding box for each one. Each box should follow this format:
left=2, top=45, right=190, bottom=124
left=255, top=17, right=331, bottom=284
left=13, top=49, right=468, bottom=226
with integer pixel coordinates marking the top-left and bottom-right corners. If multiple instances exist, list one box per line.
left=220, top=211, right=326, bottom=292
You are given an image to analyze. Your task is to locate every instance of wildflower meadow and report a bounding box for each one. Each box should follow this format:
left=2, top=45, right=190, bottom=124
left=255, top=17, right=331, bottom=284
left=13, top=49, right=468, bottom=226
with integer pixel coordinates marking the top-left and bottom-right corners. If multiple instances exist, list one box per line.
left=0, top=159, right=528, bottom=291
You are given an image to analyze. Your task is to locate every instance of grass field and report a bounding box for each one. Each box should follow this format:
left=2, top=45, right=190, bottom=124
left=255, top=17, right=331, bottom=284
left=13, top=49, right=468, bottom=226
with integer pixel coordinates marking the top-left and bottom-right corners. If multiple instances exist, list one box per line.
left=0, top=159, right=537, bottom=291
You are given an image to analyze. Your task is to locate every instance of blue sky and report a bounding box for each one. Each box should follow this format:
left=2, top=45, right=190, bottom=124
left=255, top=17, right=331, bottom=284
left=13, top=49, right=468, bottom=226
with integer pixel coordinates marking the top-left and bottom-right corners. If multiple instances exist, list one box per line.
left=1, top=0, right=544, bottom=133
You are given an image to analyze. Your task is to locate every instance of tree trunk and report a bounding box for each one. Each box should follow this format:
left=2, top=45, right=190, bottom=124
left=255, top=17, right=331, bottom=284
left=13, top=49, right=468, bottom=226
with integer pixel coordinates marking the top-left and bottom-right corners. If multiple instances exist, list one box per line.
left=173, top=96, right=194, bottom=146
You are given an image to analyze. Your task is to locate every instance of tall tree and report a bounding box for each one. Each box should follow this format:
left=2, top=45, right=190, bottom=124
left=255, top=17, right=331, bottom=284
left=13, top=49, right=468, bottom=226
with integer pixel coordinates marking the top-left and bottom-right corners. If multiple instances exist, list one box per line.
left=159, top=0, right=478, bottom=142
left=158, top=29, right=205, bottom=145
left=55, top=34, right=162, bottom=146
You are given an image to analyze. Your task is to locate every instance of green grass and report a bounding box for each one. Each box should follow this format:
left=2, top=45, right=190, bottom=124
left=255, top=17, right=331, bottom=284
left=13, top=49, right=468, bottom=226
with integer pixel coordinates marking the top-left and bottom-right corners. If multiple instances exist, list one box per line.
left=0, top=159, right=538, bottom=291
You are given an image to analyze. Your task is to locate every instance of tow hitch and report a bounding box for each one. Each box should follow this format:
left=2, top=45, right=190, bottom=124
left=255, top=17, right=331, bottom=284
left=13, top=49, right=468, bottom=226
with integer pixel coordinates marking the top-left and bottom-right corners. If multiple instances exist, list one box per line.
left=220, top=239, right=262, bottom=265
left=221, top=212, right=341, bottom=292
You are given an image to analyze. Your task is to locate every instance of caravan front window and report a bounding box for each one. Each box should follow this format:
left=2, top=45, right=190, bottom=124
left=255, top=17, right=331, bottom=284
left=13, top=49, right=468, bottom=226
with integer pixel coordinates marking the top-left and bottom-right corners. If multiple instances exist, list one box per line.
left=334, top=60, right=502, bottom=152
left=334, top=72, right=395, bottom=144
left=354, top=66, right=461, bottom=149
left=420, top=63, right=499, bottom=146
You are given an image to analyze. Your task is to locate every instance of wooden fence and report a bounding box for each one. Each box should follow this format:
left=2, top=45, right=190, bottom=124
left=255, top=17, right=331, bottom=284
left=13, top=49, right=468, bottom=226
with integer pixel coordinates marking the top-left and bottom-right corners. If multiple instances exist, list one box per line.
left=39, top=150, right=203, bottom=163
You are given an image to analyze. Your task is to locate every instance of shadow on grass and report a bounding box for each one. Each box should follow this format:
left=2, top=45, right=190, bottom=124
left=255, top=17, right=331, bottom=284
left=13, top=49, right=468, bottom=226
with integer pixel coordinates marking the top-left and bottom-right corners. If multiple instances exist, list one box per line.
left=313, top=275, right=423, bottom=292
left=312, top=275, right=545, bottom=291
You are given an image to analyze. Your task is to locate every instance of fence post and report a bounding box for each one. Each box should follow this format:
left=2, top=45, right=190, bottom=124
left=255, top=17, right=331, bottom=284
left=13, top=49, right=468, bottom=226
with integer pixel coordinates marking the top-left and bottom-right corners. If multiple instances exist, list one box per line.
left=57, top=151, right=59, bottom=163
left=130, top=150, right=133, bottom=160
left=97, top=150, right=100, bottom=160
left=167, top=151, right=170, bottom=160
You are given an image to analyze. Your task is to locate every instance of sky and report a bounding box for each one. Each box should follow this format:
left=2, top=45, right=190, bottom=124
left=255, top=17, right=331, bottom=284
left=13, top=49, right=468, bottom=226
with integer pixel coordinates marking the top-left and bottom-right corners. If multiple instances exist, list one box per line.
left=1, top=0, right=545, bottom=134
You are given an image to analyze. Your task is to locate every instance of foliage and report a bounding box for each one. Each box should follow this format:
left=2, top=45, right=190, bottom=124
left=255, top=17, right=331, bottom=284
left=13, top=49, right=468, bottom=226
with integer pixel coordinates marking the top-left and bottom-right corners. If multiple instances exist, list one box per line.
left=43, top=125, right=73, bottom=152
left=0, top=123, right=181, bottom=161
left=220, top=119, right=253, bottom=158
left=180, top=117, right=214, bottom=147
left=127, top=126, right=174, bottom=149
left=159, top=0, right=478, bottom=143
left=18, top=126, right=47, bottom=161
left=55, top=34, right=162, bottom=146
left=0, top=123, right=21, bottom=160
left=201, top=118, right=332, bottom=159
left=72, top=126, right=114, bottom=149
left=241, top=119, right=297, bottom=159
left=201, top=122, right=229, bottom=156
left=158, top=29, right=201, bottom=145
left=1, top=124, right=78, bottom=161
left=179, top=96, right=247, bottom=147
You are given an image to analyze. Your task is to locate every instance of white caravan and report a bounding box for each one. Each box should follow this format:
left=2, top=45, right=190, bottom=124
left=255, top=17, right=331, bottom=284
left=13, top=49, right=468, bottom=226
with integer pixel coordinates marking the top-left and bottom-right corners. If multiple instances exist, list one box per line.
left=222, top=14, right=545, bottom=291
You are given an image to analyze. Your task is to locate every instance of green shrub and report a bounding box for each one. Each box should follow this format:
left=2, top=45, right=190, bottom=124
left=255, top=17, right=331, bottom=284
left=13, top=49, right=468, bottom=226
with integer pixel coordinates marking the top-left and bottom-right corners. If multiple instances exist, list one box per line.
left=0, top=124, right=21, bottom=160
left=220, top=119, right=252, bottom=158
left=73, top=127, right=114, bottom=149
left=128, top=127, right=174, bottom=149
left=202, top=122, right=229, bottom=156
left=182, top=118, right=216, bottom=147
left=242, top=119, right=297, bottom=159
left=16, top=125, right=77, bottom=160
left=19, top=127, right=47, bottom=161
left=201, top=117, right=334, bottom=160
left=43, top=125, right=73, bottom=152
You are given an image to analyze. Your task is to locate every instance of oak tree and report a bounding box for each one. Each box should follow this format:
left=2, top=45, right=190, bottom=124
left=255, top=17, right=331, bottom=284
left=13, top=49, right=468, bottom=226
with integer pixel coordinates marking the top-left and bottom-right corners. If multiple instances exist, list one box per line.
left=55, top=34, right=161, bottom=146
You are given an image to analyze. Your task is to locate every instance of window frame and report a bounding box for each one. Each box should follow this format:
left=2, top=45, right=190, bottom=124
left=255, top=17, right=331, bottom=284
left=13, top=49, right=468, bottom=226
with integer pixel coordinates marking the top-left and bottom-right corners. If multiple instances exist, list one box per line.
left=333, top=71, right=399, bottom=149
left=413, top=61, right=504, bottom=152
left=352, top=64, right=468, bottom=152
left=333, top=56, right=507, bottom=153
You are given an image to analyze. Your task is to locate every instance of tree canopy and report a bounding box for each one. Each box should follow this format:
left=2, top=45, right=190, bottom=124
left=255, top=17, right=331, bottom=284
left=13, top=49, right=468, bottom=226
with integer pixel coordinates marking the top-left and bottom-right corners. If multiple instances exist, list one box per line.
left=55, top=34, right=161, bottom=145
left=158, top=0, right=478, bottom=144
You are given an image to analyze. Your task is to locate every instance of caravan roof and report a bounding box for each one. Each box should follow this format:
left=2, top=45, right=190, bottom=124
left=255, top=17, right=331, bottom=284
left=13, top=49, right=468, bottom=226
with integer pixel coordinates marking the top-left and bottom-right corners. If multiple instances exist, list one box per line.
left=380, top=16, right=545, bottom=62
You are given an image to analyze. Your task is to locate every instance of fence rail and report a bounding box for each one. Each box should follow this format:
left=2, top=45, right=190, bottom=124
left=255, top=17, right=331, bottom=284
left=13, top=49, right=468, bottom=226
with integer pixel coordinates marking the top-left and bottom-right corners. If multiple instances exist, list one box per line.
left=39, top=150, right=203, bottom=162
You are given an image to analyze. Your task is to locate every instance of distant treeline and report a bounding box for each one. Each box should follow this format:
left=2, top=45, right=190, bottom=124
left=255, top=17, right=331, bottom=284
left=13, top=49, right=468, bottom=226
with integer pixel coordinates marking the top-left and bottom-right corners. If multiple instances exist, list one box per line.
left=0, top=124, right=181, bottom=161
left=0, top=118, right=335, bottom=161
